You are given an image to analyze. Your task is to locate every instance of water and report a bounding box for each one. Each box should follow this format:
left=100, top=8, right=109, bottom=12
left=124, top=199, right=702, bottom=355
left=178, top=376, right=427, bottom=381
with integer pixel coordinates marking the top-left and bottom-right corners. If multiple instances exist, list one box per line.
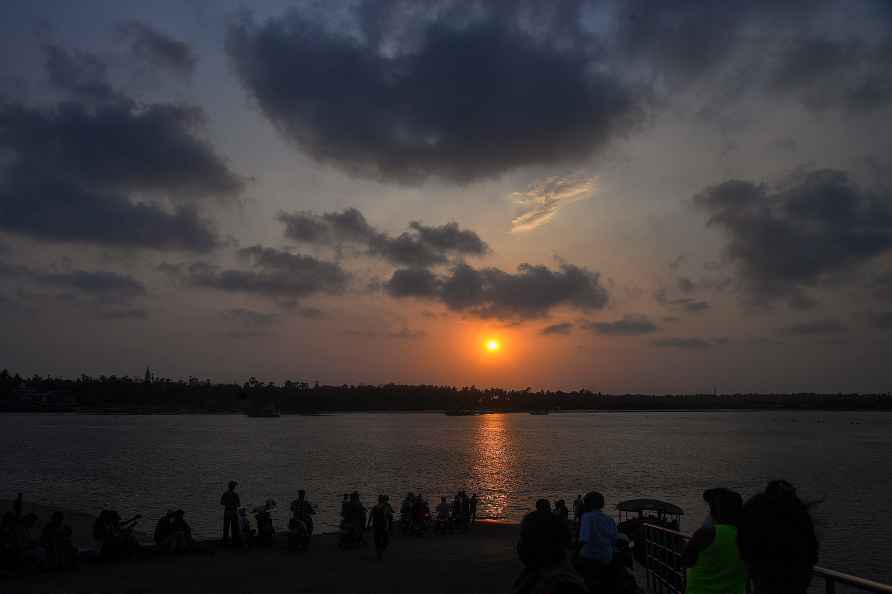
left=1, top=411, right=889, bottom=583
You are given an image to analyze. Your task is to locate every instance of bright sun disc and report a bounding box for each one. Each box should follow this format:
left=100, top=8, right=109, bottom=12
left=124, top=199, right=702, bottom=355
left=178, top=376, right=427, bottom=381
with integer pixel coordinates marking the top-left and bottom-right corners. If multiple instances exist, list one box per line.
left=485, top=339, right=500, bottom=352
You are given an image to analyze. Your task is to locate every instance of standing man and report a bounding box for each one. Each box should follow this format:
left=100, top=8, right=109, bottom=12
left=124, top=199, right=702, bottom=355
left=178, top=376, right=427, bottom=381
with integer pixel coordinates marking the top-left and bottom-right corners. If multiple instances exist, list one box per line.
left=221, top=481, right=241, bottom=547
left=368, top=495, right=391, bottom=560
left=576, top=491, right=617, bottom=591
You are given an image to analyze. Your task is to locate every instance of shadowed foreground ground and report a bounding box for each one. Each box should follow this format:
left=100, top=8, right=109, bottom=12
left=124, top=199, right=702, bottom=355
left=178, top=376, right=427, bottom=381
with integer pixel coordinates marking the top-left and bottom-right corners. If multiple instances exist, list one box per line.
left=4, top=522, right=522, bottom=594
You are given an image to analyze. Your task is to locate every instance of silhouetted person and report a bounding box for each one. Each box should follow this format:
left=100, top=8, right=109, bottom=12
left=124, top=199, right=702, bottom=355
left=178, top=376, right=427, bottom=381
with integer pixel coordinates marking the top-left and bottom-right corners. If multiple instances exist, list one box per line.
left=290, top=490, right=315, bottom=536
left=41, top=511, right=77, bottom=570
left=93, top=509, right=140, bottom=560
left=514, top=506, right=586, bottom=594
left=681, top=488, right=746, bottom=594
left=172, top=510, right=193, bottom=549
left=737, top=480, right=819, bottom=594
left=536, top=499, right=552, bottom=514
left=368, top=495, right=391, bottom=560
left=469, top=493, right=479, bottom=523
left=220, top=481, right=241, bottom=547
left=154, top=510, right=177, bottom=552
left=576, top=492, right=617, bottom=592
left=436, top=496, right=451, bottom=532
left=400, top=493, right=414, bottom=533
left=554, top=500, right=570, bottom=526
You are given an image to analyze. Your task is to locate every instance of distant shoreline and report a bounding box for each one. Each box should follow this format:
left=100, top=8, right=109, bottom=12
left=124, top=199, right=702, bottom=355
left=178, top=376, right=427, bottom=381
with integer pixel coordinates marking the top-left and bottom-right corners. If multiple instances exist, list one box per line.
left=2, top=407, right=891, bottom=415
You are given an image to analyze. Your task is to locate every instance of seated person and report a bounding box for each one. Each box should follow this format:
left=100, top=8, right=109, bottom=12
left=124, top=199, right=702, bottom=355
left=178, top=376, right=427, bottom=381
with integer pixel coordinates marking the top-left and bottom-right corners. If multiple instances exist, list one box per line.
left=41, top=511, right=78, bottom=570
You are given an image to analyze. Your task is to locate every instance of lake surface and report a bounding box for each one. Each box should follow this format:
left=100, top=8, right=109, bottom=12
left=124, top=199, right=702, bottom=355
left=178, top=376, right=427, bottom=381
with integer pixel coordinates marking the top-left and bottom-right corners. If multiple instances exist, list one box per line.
left=1, top=411, right=889, bottom=583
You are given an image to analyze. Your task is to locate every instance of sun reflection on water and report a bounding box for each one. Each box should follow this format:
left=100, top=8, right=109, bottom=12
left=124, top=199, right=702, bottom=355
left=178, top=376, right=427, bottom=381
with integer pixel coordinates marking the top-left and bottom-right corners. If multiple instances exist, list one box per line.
left=469, top=414, right=515, bottom=520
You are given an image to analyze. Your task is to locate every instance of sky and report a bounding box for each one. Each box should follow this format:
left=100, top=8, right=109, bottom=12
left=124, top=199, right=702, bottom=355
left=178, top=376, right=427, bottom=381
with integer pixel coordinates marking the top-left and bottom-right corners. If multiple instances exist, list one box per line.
left=2, top=0, right=892, bottom=393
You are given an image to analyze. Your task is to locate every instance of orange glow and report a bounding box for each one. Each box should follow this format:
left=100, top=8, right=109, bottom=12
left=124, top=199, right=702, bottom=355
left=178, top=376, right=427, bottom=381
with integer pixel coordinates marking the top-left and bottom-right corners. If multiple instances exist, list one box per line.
left=485, top=338, right=501, bottom=352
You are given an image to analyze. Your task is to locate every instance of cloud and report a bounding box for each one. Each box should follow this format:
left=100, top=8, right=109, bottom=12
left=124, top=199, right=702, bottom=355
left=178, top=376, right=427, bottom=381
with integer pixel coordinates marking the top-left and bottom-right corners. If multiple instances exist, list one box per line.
left=117, top=21, right=196, bottom=79
left=540, top=322, right=573, bottom=336
left=866, top=311, right=892, bottom=330
left=0, top=261, right=147, bottom=306
left=780, top=318, right=847, bottom=336
left=581, top=314, right=657, bottom=335
left=386, top=328, right=426, bottom=339
left=97, top=307, right=149, bottom=320
left=652, top=337, right=712, bottom=350
left=677, top=277, right=695, bottom=293
left=385, top=261, right=608, bottom=319
left=44, top=44, right=122, bottom=104
left=684, top=301, right=710, bottom=313
left=0, top=45, right=243, bottom=252
left=278, top=208, right=488, bottom=267
left=221, top=307, right=279, bottom=328
left=35, top=270, right=146, bottom=301
left=511, top=174, right=597, bottom=232
left=169, top=246, right=350, bottom=301
left=694, top=168, right=892, bottom=305
left=225, top=8, right=642, bottom=184
left=769, top=36, right=892, bottom=113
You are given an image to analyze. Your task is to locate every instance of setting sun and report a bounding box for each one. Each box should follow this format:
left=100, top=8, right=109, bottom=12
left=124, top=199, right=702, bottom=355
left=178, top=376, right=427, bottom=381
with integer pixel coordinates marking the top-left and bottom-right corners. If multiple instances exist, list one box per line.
left=485, top=339, right=501, bottom=352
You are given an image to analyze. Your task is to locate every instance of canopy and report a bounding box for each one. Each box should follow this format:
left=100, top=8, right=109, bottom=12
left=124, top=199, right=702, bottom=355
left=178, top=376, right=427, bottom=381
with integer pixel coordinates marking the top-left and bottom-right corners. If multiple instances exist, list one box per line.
left=616, top=499, right=684, bottom=515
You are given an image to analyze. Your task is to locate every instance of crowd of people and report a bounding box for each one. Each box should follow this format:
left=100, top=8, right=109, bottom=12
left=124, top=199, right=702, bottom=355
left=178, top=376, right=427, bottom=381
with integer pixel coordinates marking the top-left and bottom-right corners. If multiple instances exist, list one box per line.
left=1, top=494, right=78, bottom=573
left=513, top=480, right=821, bottom=594
left=3, top=478, right=823, bottom=594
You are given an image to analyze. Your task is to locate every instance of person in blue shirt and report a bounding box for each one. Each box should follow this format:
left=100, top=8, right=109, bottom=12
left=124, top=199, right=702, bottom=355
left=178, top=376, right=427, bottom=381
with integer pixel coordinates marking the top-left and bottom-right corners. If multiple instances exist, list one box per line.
left=576, top=491, right=618, bottom=591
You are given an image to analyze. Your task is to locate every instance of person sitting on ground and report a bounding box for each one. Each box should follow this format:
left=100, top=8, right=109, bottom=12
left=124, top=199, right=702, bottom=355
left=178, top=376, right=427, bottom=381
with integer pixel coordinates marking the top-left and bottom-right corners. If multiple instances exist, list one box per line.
left=237, top=508, right=253, bottom=544
left=681, top=488, right=746, bottom=594
left=737, top=480, right=819, bottom=594
left=291, top=490, right=316, bottom=537
left=172, top=510, right=193, bottom=550
left=14, top=513, right=46, bottom=569
left=514, top=505, right=586, bottom=594
left=154, top=511, right=178, bottom=553
left=94, top=509, right=141, bottom=560
left=575, top=492, right=617, bottom=592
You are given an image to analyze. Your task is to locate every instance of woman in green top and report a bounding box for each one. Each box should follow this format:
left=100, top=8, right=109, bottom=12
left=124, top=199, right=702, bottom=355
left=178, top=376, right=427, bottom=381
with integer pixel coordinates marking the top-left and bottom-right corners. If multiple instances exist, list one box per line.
left=681, top=488, right=746, bottom=594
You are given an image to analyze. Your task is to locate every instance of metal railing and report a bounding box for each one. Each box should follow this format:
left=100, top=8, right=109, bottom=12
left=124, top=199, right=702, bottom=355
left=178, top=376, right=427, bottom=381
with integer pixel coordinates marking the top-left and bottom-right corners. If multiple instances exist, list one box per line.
left=641, top=523, right=892, bottom=594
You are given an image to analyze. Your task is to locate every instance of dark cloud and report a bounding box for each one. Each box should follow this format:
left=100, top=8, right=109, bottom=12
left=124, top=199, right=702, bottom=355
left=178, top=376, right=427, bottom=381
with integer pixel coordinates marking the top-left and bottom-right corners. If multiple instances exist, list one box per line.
left=97, top=307, right=148, bottom=320
left=225, top=7, right=642, bottom=184
left=866, top=311, right=892, bottom=330
left=44, top=44, right=122, bottom=104
left=684, top=301, right=710, bottom=313
left=540, top=322, right=573, bottom=336
left=780, top=318, right=847, bottom=336
left=386, top=328, right=426, bottom=339
left=0, top=46, right=243, bottom=251
left=652, top=337, right=712, bottom=350
left=769, top=36, right=892, bottom=113
left=0, top=261, right=146, bottom=305
left=35, top=270, right=146, bottom=301
left=118, top=21, right=196, bottom=79
left=694, top=168, right=892, bottom=305
left=677, top=277, right=695, bottom=293
left=385, top=261, right=608, bottom=319
left=170, top=246, right=350, bottom=301
left=221, top=307, right=278, bottom=328
left=278, top=208, right=488, bottom=267
left=581, top=314, right=657, bottom=335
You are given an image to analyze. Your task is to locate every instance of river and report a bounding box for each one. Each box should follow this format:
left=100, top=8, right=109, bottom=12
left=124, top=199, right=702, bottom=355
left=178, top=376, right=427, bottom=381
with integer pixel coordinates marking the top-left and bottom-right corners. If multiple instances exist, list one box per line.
left=1, top=411, right=888, bottom=583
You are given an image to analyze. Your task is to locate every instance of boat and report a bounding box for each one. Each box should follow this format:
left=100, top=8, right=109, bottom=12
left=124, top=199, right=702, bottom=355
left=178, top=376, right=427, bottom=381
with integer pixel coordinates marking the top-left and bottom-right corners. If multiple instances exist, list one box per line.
left=616, top=498, right=684, bottom=565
